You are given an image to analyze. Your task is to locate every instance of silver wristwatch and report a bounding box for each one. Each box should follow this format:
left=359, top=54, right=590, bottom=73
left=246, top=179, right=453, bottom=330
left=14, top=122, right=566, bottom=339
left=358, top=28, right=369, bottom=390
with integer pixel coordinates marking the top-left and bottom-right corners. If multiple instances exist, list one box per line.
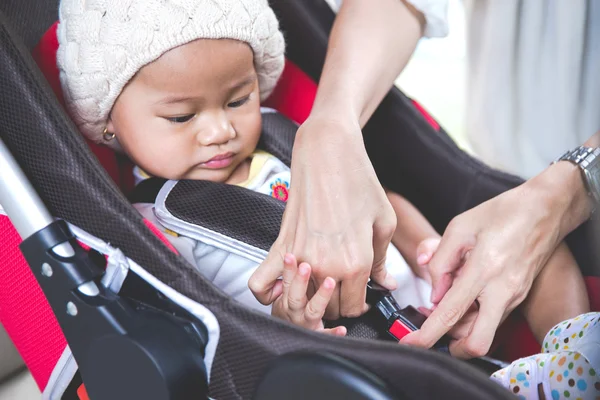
left=554, top=146, right=600, bottom=212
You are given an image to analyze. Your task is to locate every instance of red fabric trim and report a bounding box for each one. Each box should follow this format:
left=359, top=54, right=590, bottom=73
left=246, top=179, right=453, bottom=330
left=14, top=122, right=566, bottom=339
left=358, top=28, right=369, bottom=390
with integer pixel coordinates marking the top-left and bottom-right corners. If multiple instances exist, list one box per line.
left=0, top=216, right=66, bottom=391
left=77, top=384, right=90, bottom=400
left=262, top=60, right=317, bottom=125
left=143, top=219, right=178, bottom=255
left=587, top=276, right=600, bottom=312
left=411, top=99, right=440, bottom=131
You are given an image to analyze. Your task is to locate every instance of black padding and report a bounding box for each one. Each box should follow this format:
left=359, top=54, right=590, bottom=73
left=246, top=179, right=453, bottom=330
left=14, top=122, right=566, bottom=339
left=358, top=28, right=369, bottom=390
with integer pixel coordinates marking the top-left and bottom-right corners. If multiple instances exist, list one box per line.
left=327, top=308, right=390, bottom=342
left=165, top=180, right=285, bottom=252
left=0, top=0, right=58, bottom=50
left=258, top=112, right=298, bottom=167
left=269, top=0, right=333, bottom=83
left=128, top=178, right=168, bottom=204
left=253, top=352, right=402, bottom=400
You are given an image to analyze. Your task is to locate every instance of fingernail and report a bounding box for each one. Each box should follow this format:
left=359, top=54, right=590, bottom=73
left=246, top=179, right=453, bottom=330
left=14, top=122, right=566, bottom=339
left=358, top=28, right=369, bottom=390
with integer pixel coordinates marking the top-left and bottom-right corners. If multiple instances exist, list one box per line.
left=284, top=254, right=294, bottom=265
left=323, top=277, right=335, bottom=289
left=298, top=263, right=309, bottom=276
left=417, top=253, right=429, bottom=264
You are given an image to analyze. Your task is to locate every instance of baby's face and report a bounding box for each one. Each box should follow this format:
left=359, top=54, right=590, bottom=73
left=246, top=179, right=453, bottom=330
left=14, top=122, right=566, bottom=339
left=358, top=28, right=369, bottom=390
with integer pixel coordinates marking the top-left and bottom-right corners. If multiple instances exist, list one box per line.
left=107, top=39, right=262, bottom=183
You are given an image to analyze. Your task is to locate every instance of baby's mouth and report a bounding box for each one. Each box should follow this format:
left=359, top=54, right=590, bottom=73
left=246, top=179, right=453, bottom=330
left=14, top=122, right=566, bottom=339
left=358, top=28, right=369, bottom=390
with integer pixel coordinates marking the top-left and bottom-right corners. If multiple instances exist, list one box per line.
left=200, top=152, right=236, bottom=169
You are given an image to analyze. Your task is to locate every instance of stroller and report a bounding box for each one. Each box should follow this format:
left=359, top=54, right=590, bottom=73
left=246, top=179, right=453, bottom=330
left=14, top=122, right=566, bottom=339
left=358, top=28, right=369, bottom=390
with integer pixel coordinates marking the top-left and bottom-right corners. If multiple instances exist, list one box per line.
left=1, top=0, right=599, bottom=399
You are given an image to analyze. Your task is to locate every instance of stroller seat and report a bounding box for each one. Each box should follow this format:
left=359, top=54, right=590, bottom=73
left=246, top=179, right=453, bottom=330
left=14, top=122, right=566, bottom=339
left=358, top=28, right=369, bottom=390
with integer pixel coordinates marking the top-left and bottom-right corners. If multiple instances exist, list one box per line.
left=1, top=0, right=599, bottom=399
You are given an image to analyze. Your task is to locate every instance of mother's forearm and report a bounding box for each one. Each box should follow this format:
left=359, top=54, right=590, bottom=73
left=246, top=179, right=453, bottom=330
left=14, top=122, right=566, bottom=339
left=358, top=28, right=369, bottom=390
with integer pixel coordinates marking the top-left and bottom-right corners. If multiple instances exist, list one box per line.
left=310, top=0, right=424, bottom=129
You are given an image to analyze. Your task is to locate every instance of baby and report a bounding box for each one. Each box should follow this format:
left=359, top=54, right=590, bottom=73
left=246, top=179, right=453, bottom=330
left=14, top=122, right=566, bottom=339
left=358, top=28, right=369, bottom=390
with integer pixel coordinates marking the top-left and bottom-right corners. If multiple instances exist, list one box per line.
left=57, top=0, right=594, bottom=397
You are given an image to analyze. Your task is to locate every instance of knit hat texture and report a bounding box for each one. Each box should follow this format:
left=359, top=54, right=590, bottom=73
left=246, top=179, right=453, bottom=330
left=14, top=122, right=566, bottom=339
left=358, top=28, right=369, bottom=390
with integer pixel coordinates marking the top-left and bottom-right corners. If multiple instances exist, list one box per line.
left=57, top=0, right=285, bottom=148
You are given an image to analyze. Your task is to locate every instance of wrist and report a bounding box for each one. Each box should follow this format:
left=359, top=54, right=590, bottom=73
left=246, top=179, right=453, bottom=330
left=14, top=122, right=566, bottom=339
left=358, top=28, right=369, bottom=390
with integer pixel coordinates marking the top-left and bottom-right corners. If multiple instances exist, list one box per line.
left=529, top=161, right=593, bottom=241
left=309, top=96, right=360, bottom=129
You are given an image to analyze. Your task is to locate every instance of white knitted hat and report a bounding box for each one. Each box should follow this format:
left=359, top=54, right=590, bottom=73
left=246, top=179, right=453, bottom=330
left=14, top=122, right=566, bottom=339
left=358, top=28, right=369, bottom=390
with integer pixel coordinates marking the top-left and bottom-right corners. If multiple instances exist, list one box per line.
left=57, top=0, right=285, bottom=148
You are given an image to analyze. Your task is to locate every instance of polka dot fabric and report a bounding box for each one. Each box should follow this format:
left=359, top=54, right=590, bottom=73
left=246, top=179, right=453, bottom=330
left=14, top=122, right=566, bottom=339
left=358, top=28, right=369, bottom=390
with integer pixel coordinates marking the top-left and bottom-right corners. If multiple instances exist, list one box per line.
left=491, top=313, right=600, bottom=399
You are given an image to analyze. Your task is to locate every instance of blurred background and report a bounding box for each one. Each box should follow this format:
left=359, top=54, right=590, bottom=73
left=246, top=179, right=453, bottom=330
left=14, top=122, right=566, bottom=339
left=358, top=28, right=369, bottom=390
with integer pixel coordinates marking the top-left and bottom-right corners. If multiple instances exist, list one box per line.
left=396, top=0, right=469, bottom=152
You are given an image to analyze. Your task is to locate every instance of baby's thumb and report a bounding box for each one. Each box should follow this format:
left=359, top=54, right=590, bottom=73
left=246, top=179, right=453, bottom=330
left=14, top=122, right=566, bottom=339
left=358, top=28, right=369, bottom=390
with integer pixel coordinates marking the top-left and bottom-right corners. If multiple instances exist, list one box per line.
left=416, top=237, right=441, bottom=265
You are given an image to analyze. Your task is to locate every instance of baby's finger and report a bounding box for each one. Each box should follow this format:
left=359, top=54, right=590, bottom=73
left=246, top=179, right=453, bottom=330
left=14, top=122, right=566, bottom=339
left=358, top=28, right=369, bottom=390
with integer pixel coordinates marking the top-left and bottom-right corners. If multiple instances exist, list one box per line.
left=281, top=253, right=298, bottom=299
left=322, top=326, right=347, bottom=336
left=305, top=277, right=336, bottom=323
left=287, top=262, right=310, bottom=312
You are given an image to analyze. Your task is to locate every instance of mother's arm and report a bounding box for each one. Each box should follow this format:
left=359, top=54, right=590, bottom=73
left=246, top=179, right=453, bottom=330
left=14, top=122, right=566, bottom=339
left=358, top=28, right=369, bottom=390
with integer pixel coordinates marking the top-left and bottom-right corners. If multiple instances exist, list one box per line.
left=249, top=0, right=438, bottom=318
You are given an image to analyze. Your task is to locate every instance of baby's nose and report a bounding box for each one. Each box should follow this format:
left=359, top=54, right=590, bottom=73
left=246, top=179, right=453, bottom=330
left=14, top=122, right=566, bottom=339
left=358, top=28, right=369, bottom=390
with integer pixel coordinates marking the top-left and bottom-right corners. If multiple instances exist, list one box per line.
left=197, top=112, right=236, bottom=146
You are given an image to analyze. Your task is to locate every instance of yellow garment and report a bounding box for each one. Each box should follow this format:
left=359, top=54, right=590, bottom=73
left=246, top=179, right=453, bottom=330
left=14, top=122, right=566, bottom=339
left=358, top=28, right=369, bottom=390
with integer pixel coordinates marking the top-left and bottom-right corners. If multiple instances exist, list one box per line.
left=234, top=151, right=272, bottom=188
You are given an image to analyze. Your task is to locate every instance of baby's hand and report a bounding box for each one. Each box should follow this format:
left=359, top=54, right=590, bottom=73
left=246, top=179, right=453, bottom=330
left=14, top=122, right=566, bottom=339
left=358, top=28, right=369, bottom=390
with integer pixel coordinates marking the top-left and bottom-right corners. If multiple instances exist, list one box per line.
left=271, top=254, right=347, bottom=336
left=414, top=237, right=441, bottom=284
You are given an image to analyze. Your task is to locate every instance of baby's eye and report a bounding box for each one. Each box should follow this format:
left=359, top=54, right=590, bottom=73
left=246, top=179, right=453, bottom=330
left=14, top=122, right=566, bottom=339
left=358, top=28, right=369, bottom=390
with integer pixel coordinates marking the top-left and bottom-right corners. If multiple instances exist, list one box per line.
left=228, top=96, right=250, bottom=108
left=166, top=114, right=194, bottom=123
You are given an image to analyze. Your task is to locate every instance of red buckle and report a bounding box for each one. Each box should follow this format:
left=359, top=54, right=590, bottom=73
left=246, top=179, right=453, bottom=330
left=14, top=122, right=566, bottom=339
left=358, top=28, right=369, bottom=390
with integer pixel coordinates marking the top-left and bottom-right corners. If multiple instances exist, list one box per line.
left=388, top=319, right=412, bottom=341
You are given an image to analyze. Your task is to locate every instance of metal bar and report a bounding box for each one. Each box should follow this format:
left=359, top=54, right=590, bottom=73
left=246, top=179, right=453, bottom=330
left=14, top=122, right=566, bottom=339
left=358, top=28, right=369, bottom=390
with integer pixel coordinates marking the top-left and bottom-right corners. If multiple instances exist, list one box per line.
left=0, top=137, right=54, bottom=239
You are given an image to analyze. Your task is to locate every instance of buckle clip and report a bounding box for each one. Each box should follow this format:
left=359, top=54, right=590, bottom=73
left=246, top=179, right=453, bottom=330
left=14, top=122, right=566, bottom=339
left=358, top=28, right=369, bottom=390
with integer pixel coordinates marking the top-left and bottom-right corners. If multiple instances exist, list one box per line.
left=366, top=281, right=450, bottom=352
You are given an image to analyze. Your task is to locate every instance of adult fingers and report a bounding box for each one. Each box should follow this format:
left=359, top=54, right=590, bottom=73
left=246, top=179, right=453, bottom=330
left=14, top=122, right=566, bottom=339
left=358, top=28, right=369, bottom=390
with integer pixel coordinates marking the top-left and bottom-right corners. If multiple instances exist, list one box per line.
left=427, top=225, right=473, bottom=304
left=339, top=273, right=370, bottom=318
left=449, top=295, right=505, bottom=359
left=400, top=268, right=481, bottom=349
left=371, top=212, right=398, bottom=290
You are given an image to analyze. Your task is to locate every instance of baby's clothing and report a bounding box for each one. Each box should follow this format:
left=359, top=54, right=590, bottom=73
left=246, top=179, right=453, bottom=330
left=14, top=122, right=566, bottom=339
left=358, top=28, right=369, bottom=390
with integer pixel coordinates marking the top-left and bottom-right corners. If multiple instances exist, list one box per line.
left=135, top=151, right=432, bottom=314
left=491, top=312, right=600, bottom=400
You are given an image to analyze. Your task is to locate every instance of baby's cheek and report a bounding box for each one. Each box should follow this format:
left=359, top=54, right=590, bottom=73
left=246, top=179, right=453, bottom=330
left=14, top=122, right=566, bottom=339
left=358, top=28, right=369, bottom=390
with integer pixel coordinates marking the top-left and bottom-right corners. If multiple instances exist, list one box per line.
left=132, top=141, right=190, bottom=179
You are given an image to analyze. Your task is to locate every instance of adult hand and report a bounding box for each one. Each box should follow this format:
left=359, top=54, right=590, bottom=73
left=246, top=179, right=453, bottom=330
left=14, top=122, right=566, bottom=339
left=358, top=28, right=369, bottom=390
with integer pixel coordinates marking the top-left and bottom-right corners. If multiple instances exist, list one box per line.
left=249, top=116, right=398, bottom=319
left=250, top=0, right=427, bottom=319
left=401, top=160, right=593, bottom=358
